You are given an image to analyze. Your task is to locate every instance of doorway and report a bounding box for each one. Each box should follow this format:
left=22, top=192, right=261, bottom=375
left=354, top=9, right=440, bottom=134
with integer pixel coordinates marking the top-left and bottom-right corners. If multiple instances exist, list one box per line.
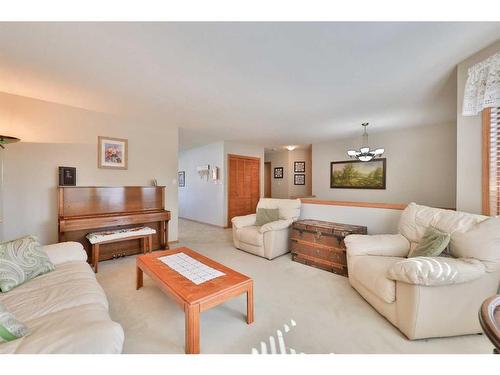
left=227, top=154, right=260, bottom=227
left=264, top=161, right=272, bottom=198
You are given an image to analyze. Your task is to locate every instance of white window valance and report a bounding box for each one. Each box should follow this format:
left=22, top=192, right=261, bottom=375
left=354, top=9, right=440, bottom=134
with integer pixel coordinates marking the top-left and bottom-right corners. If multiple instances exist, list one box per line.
left=462, top=51, right=500, bottom=116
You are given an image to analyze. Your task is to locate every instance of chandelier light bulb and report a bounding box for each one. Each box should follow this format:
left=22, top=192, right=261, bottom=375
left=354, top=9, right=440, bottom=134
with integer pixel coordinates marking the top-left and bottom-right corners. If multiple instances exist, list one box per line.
left=345, top=123, right=384, bottom=162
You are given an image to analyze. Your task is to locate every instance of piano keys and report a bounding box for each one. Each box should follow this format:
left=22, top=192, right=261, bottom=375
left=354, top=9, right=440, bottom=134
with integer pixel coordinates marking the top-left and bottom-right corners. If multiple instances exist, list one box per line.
left=58, top=186, right=171, bottom=262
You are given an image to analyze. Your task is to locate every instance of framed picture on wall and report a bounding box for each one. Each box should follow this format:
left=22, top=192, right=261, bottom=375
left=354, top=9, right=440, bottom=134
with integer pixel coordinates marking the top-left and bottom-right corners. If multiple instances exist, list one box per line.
left=98, top=136, right=128, bottom=169
left=274, top=167, right=284, bottom=179
left=294, top=161, right=305, bottom=173
left=294, top=174, right=305, bottom=185
left=58, top=166, right=76, bottom=186
left=330, top=158, right=386, bottom=189
left=178, top=171, right=185, bottom=187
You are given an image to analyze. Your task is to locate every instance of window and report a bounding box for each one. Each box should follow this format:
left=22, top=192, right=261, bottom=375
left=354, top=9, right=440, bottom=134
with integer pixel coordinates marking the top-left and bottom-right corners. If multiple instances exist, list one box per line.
left=483, top=107, right=500, bottom=216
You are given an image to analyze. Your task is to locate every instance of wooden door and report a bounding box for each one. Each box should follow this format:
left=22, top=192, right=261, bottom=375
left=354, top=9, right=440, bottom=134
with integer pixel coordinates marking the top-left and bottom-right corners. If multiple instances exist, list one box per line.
left=228, top=154, right=260, bottom=227
left=264, top=162, right=272, bottom=198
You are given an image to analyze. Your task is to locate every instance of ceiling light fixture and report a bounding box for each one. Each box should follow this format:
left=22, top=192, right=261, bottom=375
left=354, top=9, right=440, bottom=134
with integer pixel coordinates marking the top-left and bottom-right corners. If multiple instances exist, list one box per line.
left=286, top=145, right=297, bottom=151
left=0, top=135, right=21, bottom=149
left=346, top=123, right=384, bottom=162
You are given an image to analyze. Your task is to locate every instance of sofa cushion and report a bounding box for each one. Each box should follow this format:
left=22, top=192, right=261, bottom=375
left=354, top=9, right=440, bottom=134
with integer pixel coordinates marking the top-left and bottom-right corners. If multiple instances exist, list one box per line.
left=42, top=242, right=88, bottom=265
left=237, top=226, right=264, bottom=247
left=408, top=227, right=450, bottom=258
left=345, top=234, right=410, bottom=257
left=451, top=217, right=500, bottom=272
left=0, top=304, right=124, bottom=354
left=398, top=203, right=486, bottom=250
left=349, top=256, right=402, bottom=303
left=0, top=236, right=55, bottom=292
left=0, top=261, right=108, bottom=322
left=387, top=257, right=486, bottom=286
left=0, top=301, right=29, bottom=343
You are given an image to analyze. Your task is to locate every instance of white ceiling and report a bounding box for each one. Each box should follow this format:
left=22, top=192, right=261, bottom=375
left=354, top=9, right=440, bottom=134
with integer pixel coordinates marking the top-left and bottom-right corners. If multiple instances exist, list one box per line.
left=1, top=22, right=499, bottom=149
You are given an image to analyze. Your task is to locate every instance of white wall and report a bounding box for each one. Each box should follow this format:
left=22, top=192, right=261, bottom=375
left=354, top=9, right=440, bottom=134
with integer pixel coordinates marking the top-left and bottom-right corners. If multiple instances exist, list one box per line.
left=178, top=140, right=265, bottom=227
left=0, top=91, right=179, bottom=244
left=300, top=203, right=401, bottom=234
left=265, top=150, right=289, bottom=198
left=312, top=122, right=457, bottom=208
left=265, top=147, right=312, bottom=199
left=178, top=142, right=225, bottom=226
left=288, top=147, right=312, bottom=198
left=456, top=40, right=500, bottom=214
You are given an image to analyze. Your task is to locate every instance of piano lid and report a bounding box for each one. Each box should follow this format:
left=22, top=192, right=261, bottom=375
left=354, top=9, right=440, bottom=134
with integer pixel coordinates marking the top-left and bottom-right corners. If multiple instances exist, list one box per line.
left=58, top=186, right=166, bottom=219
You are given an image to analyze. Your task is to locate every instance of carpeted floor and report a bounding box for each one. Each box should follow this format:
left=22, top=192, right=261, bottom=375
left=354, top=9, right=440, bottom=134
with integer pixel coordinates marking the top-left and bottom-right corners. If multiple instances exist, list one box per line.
left=96, top=219, right=491, bottom=354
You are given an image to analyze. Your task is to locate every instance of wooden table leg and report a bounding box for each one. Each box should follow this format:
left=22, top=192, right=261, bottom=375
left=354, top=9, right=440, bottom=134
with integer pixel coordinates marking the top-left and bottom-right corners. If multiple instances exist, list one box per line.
left=136, top=265, right=143, bottom=290
left=247, top=282, right=254, bottom=324
left=185, top=303, right=200, bottom=354
left=93, top=244, right=100, bottom=273
left=160, top=221, right=166, bottom=249
left=148, top=235, right=153, bottom=253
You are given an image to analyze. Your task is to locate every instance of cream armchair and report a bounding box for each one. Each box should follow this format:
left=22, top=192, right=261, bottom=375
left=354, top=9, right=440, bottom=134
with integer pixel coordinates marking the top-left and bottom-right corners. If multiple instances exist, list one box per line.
left=344, top=203, right=500, bottom=340
left=231, top=198, right=301, bottom=260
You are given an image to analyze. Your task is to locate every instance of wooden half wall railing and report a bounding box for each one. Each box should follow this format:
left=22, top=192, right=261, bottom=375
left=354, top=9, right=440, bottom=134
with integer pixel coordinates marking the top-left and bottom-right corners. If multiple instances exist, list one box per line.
left=300, top=198, right=407, bottom=210
left=300, top=199, right=456, bottom=211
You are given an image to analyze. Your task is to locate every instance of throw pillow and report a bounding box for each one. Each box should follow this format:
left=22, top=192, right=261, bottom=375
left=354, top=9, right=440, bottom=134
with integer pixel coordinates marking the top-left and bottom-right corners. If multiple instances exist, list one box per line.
left=0, top=235, right=55, bottom=292
left=0, top=301, right=29, bottom=342
left=407, top=227, right=450, bottom=258
left=255, top=208, right=280, bottom=226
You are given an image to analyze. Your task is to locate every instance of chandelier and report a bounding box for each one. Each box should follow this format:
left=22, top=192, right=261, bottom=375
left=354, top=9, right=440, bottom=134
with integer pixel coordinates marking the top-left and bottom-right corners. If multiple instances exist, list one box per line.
left=346, top=123, right=384, bottom=162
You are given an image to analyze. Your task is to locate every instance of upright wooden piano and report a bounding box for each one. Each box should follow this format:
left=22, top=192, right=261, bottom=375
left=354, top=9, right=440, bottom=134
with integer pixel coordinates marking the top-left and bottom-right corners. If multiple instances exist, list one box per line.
left=58, top=186, right=171, bottom=262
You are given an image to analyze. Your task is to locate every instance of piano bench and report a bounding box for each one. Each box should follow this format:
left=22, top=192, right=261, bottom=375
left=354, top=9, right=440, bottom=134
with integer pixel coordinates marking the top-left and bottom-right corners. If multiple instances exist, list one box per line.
left=86, top=227, right=156, bottom=273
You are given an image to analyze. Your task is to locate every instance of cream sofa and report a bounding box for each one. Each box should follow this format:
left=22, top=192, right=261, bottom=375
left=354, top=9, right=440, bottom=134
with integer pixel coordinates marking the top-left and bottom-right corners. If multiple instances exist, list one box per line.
left=344, top=203, right=500, bottom=340
left=0, top=241, right=124, bottom=353
left=231, top=198, right=301, bottom=260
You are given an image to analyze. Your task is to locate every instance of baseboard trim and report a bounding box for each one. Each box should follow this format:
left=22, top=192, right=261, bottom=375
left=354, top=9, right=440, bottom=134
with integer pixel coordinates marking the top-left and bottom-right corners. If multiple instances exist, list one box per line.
left=179, top=217, right=227, bottom=228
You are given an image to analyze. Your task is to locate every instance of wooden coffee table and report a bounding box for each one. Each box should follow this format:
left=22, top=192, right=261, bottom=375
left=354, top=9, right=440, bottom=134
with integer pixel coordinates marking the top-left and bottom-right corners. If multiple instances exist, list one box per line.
left=136, top=247, right=254, bottom=354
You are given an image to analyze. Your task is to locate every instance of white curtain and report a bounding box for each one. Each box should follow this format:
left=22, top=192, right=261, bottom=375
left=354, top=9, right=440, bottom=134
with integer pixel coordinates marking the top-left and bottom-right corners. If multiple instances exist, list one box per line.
left=462, top=51, right=500, bottom=116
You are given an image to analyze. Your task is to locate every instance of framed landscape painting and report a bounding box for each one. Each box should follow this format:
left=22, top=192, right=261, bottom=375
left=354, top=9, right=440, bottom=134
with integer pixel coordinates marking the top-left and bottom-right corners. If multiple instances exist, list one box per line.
left=98, top=136, right=128, bottom=169
left=330, top=158, right=386, bottom=189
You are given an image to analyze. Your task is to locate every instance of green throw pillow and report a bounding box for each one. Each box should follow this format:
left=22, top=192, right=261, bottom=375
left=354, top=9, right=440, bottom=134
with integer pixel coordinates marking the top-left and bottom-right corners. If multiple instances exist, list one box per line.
left=255, top=208, right=280, bottom=226
left=0, top=301, right=29, bottom=342
left=0, top=235, right=55, bottom=292
left=408, top=227, right=450, bottom=258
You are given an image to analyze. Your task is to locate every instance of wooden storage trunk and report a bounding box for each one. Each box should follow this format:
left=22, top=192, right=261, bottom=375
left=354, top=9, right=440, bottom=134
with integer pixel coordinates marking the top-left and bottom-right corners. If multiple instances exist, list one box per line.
left=290, top=219, right=367, bottom=276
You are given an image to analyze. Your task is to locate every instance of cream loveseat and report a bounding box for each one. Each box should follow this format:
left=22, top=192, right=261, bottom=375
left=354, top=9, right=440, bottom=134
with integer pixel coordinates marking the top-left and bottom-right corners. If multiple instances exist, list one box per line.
left=0, top=241, right=124, bottom=353
left=231, top=198, right=301, bottom=260
left=344, top=203, right=500, bottom=340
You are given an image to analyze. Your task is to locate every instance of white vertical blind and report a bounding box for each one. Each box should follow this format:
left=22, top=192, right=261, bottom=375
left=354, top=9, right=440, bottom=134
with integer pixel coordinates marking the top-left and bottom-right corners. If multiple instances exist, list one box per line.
left=488, top=107, right=500, bottom=216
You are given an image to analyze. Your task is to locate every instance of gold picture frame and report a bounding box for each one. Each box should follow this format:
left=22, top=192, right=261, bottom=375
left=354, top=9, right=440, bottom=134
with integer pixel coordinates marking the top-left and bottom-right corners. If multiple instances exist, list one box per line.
left=98, top=136, right=128, bottom=170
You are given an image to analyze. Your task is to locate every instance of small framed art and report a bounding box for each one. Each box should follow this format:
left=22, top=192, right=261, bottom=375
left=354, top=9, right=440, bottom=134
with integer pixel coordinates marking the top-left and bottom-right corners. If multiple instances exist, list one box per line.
left=58, top=166, right=76, bottom=186
left=294, top=161, right=305, bottom=173
left=274, top=167, right=284, bottom=179
left=98, top=136, right=128, bottom=170
left=294, top=174, right=305, bottom=185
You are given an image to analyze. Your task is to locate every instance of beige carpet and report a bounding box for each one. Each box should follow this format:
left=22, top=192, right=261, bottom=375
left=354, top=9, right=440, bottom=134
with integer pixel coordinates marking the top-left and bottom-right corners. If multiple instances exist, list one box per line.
left=96, top=219, right=492, bottom=354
